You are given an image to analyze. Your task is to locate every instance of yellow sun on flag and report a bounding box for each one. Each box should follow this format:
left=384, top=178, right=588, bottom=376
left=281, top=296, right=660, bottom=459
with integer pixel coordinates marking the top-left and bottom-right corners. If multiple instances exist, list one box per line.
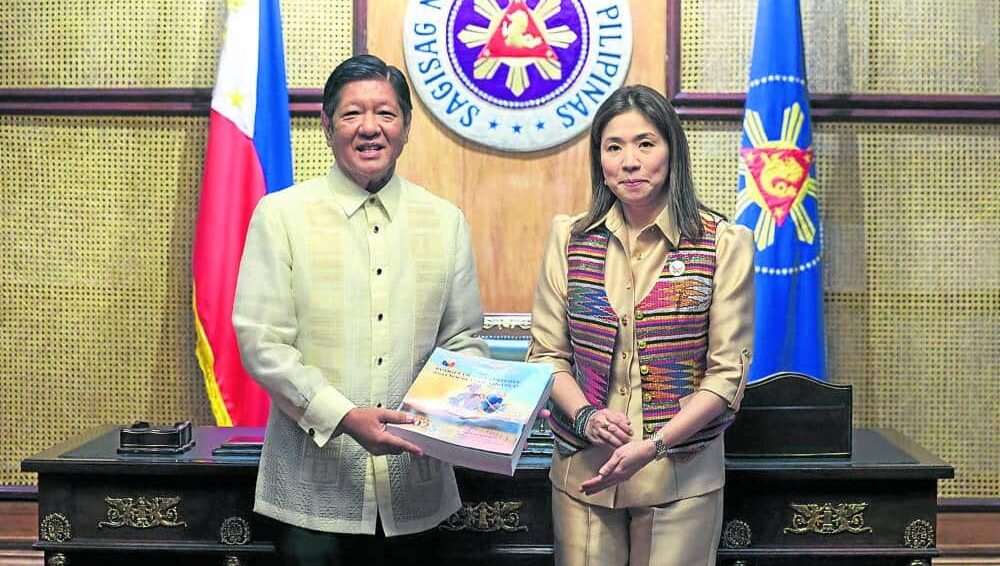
left=737, top=102, right=818, bottom=251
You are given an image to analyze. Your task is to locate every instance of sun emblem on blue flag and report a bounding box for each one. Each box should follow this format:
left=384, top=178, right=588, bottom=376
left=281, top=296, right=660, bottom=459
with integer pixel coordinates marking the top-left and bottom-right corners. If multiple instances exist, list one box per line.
left=456, top=0, right=579, bottom=98
left=734, top=0, right=827, bottom=381
left=737, top=102, right=818, bottom=252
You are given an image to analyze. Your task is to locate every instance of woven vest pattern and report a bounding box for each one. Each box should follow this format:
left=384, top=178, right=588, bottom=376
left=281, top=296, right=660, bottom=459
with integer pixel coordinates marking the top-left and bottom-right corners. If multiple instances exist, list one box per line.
left=550, top=219, right=736, bottom=455
left=634, top=219, right=737, bottom=453
left=549, top=229, right=618, bottom=451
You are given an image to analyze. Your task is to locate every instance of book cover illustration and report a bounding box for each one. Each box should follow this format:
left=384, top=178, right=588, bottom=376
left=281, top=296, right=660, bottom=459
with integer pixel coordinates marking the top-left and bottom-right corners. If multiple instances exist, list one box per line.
left=394, top=348, right=552, bottom=455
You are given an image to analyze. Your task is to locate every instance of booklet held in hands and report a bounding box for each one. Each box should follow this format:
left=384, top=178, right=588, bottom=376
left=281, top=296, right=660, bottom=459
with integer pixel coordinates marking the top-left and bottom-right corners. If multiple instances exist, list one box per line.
left=387, top=347, right=553, bottom=476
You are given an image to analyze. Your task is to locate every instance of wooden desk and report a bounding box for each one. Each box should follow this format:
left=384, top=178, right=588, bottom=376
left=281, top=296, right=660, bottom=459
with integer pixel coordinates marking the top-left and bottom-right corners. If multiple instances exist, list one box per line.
left=719, top=428, right=953, bottom=566
left=23, top=426, right=952, bottom=566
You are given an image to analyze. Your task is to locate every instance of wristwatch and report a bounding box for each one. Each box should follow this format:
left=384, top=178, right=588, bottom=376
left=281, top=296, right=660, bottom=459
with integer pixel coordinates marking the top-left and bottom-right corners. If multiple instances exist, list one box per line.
left=652, top=437, right=670, bottom=460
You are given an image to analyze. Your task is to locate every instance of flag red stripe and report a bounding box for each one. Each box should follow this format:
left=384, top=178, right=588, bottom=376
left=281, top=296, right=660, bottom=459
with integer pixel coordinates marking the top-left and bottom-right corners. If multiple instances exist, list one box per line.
left=193, top=110, right=269, bottom=425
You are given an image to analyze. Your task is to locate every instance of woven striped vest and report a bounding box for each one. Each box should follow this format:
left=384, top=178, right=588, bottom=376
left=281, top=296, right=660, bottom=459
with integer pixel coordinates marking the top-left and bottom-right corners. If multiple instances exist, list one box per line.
left=550, top=218, right=736, bottom=455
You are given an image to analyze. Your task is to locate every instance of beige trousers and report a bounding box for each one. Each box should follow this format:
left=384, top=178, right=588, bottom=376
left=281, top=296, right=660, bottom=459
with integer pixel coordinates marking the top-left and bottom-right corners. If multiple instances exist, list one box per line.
left=551, top=485, right=724, bottom=566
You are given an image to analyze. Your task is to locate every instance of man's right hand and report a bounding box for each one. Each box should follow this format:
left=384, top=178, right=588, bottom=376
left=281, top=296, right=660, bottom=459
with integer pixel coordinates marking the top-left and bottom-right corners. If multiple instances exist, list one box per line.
left=337, top=407, right=424, bottom=457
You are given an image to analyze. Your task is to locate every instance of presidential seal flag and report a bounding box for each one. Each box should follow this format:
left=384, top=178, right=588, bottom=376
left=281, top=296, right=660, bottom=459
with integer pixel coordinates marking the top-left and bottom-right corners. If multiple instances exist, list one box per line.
left=736, top=0, right=827, bottom=381
left=193, top=0, right=293, bottom=425
left=404, top=0, right=633, bottom=152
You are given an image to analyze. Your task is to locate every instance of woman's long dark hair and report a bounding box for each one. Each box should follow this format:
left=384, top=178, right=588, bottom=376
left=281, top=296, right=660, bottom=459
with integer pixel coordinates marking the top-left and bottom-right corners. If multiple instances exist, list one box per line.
left=572, top=85, right=719, bottom=239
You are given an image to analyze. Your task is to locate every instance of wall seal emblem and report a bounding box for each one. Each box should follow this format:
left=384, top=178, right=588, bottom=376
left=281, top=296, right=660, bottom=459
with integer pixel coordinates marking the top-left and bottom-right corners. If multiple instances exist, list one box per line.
left=404, top=0, right=633, bottom=152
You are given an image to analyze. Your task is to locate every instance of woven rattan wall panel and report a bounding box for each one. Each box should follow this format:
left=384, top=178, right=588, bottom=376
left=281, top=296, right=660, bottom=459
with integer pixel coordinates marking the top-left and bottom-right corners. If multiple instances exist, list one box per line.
left=2, top=120, right=997, bottom=495
left=290, top=116, right=331, bottom=179
left=0, top=115, right=213, bottom=486
left=681, top=0, right=999, bottom=95
left=282, top=0, right=354, bottom=88
left=0, top=0, right=353, bottom=88
left=0, top=114, right=330, bottom=486
left=685, top=121, right=999, bottom=498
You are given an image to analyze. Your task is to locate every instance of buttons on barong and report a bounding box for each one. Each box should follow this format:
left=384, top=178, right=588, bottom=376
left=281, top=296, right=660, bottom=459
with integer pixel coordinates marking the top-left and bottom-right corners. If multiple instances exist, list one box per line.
left=639, top=365, right=650, bottom=376
left=669, top=260, right=686, bottom=276
left=618, top=386, right=627, bottom=396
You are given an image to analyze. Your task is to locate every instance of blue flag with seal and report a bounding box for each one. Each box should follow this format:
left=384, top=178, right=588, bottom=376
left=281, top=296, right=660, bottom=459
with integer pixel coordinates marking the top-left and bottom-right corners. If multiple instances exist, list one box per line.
left=736, top=0, right=826, bottom=381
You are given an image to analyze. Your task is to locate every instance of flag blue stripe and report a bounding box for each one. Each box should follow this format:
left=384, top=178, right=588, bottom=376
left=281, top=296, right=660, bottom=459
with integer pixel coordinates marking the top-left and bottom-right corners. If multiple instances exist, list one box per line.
left=748, top=0, right=806, bottom=81
left=253, top=0, right=294, bottom=194
left=737, top=0, right=827, bottom=381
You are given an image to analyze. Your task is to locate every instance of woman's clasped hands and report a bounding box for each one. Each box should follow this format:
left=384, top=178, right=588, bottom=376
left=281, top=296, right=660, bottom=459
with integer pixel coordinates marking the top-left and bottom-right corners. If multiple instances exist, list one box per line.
left=580, top=408, right=657, bottom=496
left=583, top=407, right=633, bottom=447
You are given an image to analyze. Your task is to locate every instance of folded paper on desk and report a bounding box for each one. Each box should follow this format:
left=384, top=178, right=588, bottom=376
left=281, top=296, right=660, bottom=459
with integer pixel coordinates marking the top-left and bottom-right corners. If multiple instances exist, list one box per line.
left=387, top=347, right=553, bottom=476
left=212, top=435, right=264, bottom=456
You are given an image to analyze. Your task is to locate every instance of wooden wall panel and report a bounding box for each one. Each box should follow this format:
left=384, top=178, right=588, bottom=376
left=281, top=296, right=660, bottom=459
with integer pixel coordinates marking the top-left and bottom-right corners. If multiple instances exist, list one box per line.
left=0, top=497, right=38, bottom=564
left=0, top=552, right=39, bottom=566
left=0, top=501, right=35, bottom=547
left=367, top=1, right=666, bottom=312
left=938, top=511, right=1000, bottom=557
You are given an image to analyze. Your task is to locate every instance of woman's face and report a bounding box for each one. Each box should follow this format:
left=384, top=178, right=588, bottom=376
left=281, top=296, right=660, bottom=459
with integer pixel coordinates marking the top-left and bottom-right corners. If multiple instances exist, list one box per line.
left=599, top=109, right=670, bottom=216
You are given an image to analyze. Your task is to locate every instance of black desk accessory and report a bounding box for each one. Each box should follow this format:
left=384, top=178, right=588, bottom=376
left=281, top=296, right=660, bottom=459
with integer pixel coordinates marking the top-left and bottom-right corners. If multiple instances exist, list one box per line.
left=725, top=372, right=853, bottom=458
left=117, top=420, right=195, bottom=455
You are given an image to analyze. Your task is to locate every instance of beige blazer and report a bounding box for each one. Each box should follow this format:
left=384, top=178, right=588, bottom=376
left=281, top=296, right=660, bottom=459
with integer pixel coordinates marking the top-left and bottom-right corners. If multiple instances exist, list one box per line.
left=528, top=204, right=754, bottom=508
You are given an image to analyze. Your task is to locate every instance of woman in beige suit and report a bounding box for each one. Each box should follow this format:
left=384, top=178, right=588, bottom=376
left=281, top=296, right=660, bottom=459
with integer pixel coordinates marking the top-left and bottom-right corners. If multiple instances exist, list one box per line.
left=528, top=84, right=755, bottom=566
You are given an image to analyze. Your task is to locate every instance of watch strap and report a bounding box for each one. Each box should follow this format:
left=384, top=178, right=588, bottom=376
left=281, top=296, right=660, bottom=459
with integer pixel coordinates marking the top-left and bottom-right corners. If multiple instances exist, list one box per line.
left=653, top=437, right=669, bottom=460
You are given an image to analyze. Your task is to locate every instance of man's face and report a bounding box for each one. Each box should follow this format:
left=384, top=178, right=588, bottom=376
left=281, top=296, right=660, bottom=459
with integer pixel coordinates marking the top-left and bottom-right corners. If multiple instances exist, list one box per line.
left=322, top=79, right=409, bottom=192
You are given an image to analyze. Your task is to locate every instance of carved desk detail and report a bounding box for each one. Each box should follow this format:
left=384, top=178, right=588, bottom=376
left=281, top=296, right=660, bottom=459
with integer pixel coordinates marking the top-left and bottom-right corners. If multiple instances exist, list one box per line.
left=98, top=495, right=188, bottom=529
left=903, top=519, right=935, bottom=549
left=783, top=502, right=874, bottom=535
left=721, top=518, right=752, bottom=548
left=440, top=501, right=528, bottom=533
left=220, top=516, right=252, bottom=545
left=40, top=513, right=71, bottom=542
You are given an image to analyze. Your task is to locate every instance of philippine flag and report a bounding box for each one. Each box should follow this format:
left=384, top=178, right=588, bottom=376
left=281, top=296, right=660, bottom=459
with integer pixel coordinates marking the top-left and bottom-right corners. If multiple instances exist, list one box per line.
left=193, top=0, right=293, bottom=426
